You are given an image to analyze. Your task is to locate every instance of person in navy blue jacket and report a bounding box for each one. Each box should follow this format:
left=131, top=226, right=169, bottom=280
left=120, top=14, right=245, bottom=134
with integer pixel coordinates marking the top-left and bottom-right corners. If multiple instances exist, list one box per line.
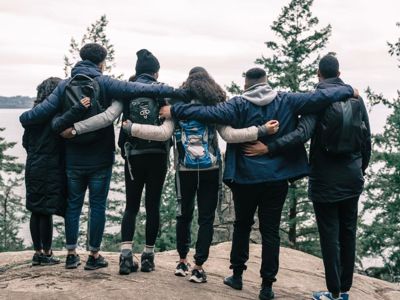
left=19, top=43, right=188, bottom=271
left=159, top=68, right=358, bottom=300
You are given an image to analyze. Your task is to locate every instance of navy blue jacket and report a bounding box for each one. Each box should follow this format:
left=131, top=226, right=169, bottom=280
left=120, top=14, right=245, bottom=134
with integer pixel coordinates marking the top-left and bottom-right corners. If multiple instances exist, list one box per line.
left=20, top=60, right=185, bottom=169
left=171, top=85, right=354, bottom=184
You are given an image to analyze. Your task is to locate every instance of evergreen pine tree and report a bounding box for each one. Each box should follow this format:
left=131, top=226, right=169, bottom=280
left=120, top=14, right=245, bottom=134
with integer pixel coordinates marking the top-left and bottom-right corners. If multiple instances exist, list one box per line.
left=359, top=23, right=400, bottom=282
left=63, top=15, right=120, bottom=78
left=0, top=128, right=25, bottom=252
left=243, top=0, right=331, bottom=254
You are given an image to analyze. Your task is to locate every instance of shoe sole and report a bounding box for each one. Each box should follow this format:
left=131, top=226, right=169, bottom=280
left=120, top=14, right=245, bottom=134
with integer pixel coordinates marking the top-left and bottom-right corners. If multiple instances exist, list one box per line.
left=223, top=280, right=242, bottom=290
left=32, top=262, right=41, bottom=266
left=65, top=262, right=81, bottom=269
left=259, top=293, right=275, bottom=300
left=84, top=264, right=108, bottom=271
left=41, top=261, right=61, bottom=266
left=174, top=269, right=188, bottom=277
left=189, top=276, right=207, bottom=283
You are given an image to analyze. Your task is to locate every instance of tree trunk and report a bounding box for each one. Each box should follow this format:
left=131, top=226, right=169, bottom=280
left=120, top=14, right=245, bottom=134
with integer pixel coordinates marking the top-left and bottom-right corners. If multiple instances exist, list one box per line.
left=288, top=182, right=297, bottom=248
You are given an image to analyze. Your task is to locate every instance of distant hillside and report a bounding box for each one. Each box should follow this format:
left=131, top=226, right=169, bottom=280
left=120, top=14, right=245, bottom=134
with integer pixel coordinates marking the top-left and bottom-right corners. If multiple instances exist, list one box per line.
left=0, top=96, right=34, bottom=108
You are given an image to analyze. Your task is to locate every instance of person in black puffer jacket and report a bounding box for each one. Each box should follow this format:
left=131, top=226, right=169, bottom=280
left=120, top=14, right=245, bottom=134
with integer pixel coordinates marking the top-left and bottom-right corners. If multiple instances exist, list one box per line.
left=22, top=77, right=65, bottom=266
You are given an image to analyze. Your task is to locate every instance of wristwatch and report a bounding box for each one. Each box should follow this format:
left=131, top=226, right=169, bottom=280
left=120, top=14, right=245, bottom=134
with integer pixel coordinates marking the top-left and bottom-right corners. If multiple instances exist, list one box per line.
left=71, top=127, right=77, bottom=136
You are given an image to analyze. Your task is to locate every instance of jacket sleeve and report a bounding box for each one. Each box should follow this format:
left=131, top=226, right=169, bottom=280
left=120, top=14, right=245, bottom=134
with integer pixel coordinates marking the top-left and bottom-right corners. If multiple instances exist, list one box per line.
left=171, top=98, right=241, bottom=126
left=51, top=102, right=88, bottom=133
left=286, top=85, right=354, bottom=115
left=101, top=77, right=189, bottom=101
left=130, top=119, right=175, bottom=142
left=217, top=125, right=258, bottom=143
left=267, top=114, right=318, bottom=157
left=19, top=83, right=65, bottom=126
left=360, top=97, right=372, bottom=174
left=74, top=100, right=123, bottom=135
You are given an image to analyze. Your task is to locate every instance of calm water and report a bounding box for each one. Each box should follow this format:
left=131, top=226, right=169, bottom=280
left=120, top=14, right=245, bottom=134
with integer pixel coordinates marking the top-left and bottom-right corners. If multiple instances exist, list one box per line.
left=0, top=109, right=27, bottom=163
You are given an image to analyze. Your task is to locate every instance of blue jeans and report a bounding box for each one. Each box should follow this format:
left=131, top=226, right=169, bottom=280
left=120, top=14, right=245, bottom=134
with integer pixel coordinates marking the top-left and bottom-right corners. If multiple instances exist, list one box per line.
left=65, top=166, right=112, bottom=252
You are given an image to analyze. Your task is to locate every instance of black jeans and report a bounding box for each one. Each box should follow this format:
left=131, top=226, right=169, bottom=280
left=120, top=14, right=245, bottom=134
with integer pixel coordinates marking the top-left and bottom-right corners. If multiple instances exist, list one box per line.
left=176, top=169, right=219, bottom=266
left=313, top=196, right=359, bottom=295
left=230, top=181, right=288, bottom=283
left=121, top=153, right=168, bottom=246
left=30, top=213, right=53, bottom=252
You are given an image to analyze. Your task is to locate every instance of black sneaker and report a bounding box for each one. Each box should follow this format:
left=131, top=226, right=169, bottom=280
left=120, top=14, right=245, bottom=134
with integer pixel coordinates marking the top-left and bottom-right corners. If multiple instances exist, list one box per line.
left=189, top=268, right=207, bottom=283
left=259, top=284, right=275, bottom=300
left=174, top=262, right=190, bottom=277
left=223, top=275, right=243, bottom=290
left=65, top=254, right=81, bottom=269
left=119, top=253, right=139, bottom=275
left=141, top=252, right=155, bottom=272
left=84, top=254, right=108, bottom=270
left=32, top=253, right=42, bottom=266
left=41, top=252, right=61, bottom=266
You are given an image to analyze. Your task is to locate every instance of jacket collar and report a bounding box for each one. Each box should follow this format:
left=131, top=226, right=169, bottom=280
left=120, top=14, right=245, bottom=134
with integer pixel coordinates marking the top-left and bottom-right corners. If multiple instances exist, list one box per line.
left=71, top=60, right=103, bottom=78
left=316, top=77, right=345, bottom=89
left=242, top=83, right=278, bottom=106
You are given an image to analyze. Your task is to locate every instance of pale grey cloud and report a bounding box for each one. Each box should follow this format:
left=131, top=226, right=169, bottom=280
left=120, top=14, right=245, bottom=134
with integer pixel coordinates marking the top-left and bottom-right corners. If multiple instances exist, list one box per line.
left=0, top=0, right=399, bottom=133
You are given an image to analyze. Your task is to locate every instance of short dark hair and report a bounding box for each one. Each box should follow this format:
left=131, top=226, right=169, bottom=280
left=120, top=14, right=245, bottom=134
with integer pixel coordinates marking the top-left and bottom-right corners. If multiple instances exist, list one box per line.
left=319, top=54, right=339, bottom=79
left=245, top=68, right=266, bottom=80
left=79, top=43, right=107, bottom=64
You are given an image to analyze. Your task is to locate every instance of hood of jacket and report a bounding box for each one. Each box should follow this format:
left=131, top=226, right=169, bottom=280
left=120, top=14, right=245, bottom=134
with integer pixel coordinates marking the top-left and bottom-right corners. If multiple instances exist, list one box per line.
left=242, top=83, right=277, bottom=106
left=71, top=60, right=103, bottom=78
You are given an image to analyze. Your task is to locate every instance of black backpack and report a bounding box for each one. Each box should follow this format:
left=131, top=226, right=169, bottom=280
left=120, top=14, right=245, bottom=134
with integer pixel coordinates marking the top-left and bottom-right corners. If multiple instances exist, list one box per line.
left=126, top=97, right=168, bottom=152
left=318, top=97, right=366, bottom=155
left=62, top=74, right=105, bottom=144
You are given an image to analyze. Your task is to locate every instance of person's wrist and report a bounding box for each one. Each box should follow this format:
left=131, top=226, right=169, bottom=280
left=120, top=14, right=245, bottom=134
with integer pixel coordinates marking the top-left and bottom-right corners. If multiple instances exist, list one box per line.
left=257, top=125, right=268, bottom=137
left=71, top=126, right=77, bottom=136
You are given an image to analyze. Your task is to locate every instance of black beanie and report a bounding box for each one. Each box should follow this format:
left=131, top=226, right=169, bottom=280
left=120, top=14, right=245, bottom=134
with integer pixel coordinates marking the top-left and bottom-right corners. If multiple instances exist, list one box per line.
left=135, top=49, right=160, bottom=75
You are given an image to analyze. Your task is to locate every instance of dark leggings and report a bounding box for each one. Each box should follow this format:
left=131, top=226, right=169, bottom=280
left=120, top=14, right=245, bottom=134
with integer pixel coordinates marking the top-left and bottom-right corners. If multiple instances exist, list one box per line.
left=121, top=153, right=168, bottom=246
left=30, top=213, right=53, bottom=251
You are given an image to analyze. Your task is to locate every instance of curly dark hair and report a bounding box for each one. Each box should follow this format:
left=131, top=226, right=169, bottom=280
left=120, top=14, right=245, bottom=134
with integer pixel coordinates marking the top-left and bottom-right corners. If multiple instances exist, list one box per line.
left=79, top=43, right=107, bottom=64
left=35, top=77, right=62, bottom=106
left=182, top=67, right=226, bottom=105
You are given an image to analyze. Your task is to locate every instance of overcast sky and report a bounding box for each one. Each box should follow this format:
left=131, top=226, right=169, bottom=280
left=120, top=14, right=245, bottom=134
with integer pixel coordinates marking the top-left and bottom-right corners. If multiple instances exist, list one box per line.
left=0, top=0, right=399, bottom=132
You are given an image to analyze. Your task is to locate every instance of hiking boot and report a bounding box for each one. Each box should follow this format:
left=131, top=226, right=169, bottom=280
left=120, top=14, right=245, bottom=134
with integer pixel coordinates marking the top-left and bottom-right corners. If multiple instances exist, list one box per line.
left=312, top=291, right=342, bottom=300
left=119, top=253, right=139, bottom=275
left=175, top=262, right=190, bottom=277
left=189, top=268, right=207, bottom=283
left=32, top=253, right=42, bottom=266
left=84, top=254, right=108, bottom=270
left=141, top=252, right=155, bottom=272
left=65, top=254, right=81, bottom=269
left=259, top=284, right=275, bottom=300
left=41, top=251, right=61, bottom=266
left=223, top=275, right=243, bottom=290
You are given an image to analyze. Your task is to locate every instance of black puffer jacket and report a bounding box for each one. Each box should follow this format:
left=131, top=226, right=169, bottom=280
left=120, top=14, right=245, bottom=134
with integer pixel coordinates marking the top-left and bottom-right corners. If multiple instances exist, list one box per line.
left=23, top=122, right=67, bottom=216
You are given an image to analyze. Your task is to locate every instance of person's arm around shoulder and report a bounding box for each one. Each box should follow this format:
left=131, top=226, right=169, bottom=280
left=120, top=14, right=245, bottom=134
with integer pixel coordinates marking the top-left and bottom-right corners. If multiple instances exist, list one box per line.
left=100, top=76, right=189, bottom=102
left=73, top=100, right=123, bottom=135
left=267, top=114, right=317, bottom=156
left=51, top=97, right=91, bottom=133
left=122, top=119, right=174, bottom=142
left=285, top=85, right=358, bottom=115
left=217, top=120, right=279, bottom=143
left=165, top=97, right=243, bottom=126
left=20, top=82, right=65, bottom=126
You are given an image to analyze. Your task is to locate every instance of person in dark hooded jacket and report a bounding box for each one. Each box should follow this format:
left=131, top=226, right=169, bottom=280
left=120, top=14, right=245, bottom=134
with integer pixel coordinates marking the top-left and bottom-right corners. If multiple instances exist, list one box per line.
left=22, top=77, right=89, bottom=266
left=20, top=43, right=189, bottom=271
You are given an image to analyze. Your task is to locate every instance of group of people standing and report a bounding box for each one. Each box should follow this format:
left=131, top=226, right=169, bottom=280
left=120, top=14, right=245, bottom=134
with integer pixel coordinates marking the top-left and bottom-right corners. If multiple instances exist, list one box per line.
left=20, top=42, right=370, bottom=300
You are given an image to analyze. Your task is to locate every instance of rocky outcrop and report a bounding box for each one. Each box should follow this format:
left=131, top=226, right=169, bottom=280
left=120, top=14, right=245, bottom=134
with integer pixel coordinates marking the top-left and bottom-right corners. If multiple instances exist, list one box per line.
left=1, top=242, right=399, bottom=300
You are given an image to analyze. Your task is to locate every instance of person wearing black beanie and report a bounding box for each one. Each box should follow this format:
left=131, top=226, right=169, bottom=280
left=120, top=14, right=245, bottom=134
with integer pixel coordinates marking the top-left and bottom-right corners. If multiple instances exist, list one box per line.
left=135, top=49, right=160, bottom=76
